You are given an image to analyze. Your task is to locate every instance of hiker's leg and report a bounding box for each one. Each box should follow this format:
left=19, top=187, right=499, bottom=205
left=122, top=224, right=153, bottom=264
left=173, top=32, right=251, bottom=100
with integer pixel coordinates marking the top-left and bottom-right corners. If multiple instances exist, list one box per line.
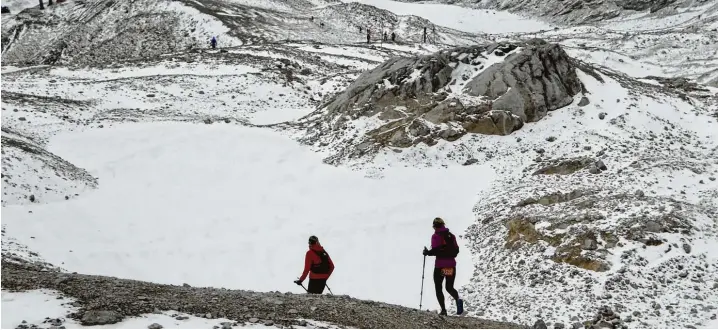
left=444, top=267, right=459, bottom=301
left=307, top=279, right=324, bottom=294
left=433, top=268, right=446, bottom=312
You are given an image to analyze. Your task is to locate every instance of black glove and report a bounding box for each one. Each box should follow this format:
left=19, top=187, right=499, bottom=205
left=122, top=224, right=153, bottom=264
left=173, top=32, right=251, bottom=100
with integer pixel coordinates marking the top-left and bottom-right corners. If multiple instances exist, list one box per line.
left=422, top=247, right=429, bottom=256
left=294, top=279, right=303, bottom=286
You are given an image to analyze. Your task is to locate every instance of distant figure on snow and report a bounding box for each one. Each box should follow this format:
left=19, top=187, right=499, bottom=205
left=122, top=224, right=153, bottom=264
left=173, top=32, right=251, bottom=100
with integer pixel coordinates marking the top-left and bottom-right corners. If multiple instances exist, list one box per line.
left=423, top=27, right=427, bottom=43
left=210, top=36, right=217, bottom=49
left=383, top=31, right=387, bottom=41
left=310, top=16, right=314, bottom=21
left=391, top=32, right=396, bottom=42
left=359, top=26, right=362, bottom=33
left=294, top=235, right=335, bottom=294
left=423, top=217, right=464, bottom=316
left=320, top=22, right=325, bottom=28
left=366, top=29, right=371, bottom=43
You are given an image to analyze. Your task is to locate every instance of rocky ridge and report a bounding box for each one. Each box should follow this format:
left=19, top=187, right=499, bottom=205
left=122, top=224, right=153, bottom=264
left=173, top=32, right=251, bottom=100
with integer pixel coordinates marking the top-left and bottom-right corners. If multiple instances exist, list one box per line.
left=1, top=261, right=525, bottom=329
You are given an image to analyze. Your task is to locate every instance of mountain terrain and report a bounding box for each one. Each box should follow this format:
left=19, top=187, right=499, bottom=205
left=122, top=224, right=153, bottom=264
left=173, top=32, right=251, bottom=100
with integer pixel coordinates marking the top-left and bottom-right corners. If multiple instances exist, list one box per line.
left=1, top=0, right=717, bottom=329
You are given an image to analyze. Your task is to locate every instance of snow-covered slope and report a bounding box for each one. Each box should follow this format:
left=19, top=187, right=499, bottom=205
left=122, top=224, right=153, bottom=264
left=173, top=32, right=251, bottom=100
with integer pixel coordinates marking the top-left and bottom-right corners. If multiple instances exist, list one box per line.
left=0, top=0, right=487, bottom=66
left=2, top=0, right=717, bottom=329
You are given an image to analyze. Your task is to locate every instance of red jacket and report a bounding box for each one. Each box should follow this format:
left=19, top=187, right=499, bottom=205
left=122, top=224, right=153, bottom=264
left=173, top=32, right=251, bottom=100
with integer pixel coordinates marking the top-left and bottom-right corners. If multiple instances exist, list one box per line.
left=299, top=244, right=334, bottom=281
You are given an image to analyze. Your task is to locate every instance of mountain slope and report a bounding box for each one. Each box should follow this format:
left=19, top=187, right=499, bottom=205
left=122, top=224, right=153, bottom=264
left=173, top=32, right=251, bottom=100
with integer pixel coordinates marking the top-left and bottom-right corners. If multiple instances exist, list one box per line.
left=0, top=0, right=486, bottom=66
left=2, top=261, right=524, bottom=329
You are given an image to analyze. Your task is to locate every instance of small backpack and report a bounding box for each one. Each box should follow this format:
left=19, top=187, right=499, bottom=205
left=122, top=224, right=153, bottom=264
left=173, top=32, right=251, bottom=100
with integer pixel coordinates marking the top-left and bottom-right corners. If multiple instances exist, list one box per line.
left=436, top=231, right=459, bottom=258
left=310, top=250, right=331, bottom=274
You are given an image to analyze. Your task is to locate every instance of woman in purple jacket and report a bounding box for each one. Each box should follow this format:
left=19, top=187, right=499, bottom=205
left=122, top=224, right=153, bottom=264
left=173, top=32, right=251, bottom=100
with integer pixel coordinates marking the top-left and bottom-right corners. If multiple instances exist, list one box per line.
left=423, top=217, right=464, bottom=315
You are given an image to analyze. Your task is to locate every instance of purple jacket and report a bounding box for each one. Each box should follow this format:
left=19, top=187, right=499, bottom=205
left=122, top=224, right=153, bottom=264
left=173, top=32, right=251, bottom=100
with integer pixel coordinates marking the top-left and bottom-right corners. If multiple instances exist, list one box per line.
left=431, top=227, right=457, bottom=268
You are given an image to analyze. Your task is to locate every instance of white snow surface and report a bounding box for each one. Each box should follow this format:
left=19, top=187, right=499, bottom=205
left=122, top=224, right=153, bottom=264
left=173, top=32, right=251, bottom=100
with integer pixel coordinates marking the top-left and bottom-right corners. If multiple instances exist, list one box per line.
left=1, top=121, right=490, bottom=310
left=1, top=289, right=338, bottom=329
left=344, top=0, right=553, bottom=34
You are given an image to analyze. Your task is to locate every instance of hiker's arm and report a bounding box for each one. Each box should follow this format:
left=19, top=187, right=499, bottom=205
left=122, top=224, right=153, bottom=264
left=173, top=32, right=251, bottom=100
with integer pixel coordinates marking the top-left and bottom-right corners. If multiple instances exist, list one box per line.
left=328, top=255, right=335, bottom=276
left=426, top=235, right=440, bottom=255
left=298, top=251, right=311, bottom=282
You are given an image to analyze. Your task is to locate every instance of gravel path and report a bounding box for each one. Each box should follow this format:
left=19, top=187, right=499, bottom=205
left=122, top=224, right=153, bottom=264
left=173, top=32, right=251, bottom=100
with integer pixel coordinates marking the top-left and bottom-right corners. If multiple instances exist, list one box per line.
left=1, top=262, right=525, bottom=329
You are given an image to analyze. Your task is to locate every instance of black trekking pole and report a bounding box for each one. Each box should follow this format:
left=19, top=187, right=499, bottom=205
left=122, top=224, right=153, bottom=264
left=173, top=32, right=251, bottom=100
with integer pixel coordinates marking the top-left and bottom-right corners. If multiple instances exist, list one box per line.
left=325, top=284, right=334, bottom=295
left=419, top=253, right=427, bottom=310
left=300, top=283, right=308, bottom=292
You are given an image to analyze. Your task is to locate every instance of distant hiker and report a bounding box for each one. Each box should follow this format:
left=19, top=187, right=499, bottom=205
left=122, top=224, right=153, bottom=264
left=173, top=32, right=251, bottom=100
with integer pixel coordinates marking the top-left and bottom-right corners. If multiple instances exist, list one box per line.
left=39, top=0, right=44, bottom=10
left=422, top=217, right=463, bottom=316
left=366, top=30, right=370, bottom=43
left=383, top=31, right=387, bottom=41
left=423, top=27, right=427, bottom=43
left=310, top=16, right=314, bottom=21
left=210, top=36, right=217, bottom=49
left=320, top=22, right=325, bottom=28
left=294, top=235, right=335, bottom=294
left=391, top=32, right=396, bottom=42
left=359, top=26, right=362, bottom=33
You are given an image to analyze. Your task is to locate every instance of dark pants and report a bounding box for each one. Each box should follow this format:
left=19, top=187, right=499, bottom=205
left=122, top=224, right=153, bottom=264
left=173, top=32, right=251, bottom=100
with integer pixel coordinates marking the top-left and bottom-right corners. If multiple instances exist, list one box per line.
left=307, top=278, right=326, bottom=294
left=433, top=267, right=459, bottom=312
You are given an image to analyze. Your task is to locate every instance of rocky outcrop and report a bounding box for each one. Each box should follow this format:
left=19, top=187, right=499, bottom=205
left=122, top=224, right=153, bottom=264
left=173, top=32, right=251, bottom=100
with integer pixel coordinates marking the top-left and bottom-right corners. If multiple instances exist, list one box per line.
left=463, top=39, right=581, bottom=123
left=298, top=39, right=584, bottom=163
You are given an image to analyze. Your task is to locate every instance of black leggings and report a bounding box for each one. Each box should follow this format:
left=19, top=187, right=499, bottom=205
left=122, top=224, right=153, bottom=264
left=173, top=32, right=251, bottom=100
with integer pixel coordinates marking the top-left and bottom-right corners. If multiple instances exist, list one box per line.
left=433, top=267, right=459, bottom=311
left=307, top=278, right=326, bottom=294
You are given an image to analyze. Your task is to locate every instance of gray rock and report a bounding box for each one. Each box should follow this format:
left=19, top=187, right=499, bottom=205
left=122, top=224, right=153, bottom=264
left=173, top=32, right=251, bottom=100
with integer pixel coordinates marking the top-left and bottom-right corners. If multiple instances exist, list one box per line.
left=175, top=316, right=189, bottom=320
left=146, top=94, right=156, bottom=98
left=299, top=320, right=308, bottom=327
left=148, top=323, right=163, bottom=329
left=264, top=321, right=274, bottom=326
left=81, top=311, right=123, bottom=326
left=288, top=309, right=298, bottom=314
left=599, top=112, right=607, bottom=120
left=554, top=322, right=565, bottom=329
left=595, top=160, right=607, bottom=171
left=582, top=239, right=598, bottom=250
left=464, top=40, right=581, bottom=123
left=248, top=318, right=259, bottom=323
left=463, top=158, right=479, bottom=166
left=635, top=189, right=644, bottom=197
left=645, top=221, right=662, bottom=232
left=571, top=322, right=582, bottom=329
left=632, top=311, right=641, bottom=317
left=683, top=243, right=691, bottom=254
left=595, top=320, right=613, bottom=328
left=533, top=319, right=547, bottom=329
left=578, top=96, right=590, bottom=106
left=588, top=165, right=601, bottom=174
left=220, top=322, right=233, bottom=329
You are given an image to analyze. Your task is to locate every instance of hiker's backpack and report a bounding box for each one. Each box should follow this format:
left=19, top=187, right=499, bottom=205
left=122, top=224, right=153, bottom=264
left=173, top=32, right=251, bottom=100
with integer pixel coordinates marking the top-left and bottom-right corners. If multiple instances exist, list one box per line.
left=436, top=231, right=459, bottom=258
left=311, top=250, right=331, bottom=274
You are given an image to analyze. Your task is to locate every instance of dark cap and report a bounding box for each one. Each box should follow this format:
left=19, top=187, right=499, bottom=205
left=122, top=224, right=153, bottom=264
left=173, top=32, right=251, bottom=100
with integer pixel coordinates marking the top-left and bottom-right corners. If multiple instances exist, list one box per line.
left=432, top=217, right=445, bottom=228
left=308, top=235, right=319, bottom=245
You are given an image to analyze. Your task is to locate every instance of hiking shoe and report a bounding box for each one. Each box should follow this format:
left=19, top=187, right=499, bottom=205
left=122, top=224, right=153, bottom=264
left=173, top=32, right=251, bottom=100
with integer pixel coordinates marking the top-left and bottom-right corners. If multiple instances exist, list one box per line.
left=456, top=299, right=464, bottom=315
left=439, top=310, right=448, bottom=316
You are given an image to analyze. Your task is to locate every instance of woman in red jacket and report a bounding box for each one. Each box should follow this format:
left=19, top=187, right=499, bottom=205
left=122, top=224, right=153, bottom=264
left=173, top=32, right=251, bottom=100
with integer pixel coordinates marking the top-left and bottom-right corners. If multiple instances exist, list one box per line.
left=294, top=235, right=334, bottom=294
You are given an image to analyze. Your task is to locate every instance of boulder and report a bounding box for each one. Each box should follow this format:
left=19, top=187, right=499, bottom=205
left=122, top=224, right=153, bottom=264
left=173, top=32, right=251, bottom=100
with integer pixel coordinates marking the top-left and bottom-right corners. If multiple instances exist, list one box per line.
left=463, top=39, right=581, bottom=123
left=81, top=311, right=123, bottom=326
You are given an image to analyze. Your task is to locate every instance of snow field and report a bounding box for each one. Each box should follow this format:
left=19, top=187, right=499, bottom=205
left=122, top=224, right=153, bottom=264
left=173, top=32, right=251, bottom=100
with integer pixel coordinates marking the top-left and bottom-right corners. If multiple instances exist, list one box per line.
left=0, top=121, right=493, bottom=311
